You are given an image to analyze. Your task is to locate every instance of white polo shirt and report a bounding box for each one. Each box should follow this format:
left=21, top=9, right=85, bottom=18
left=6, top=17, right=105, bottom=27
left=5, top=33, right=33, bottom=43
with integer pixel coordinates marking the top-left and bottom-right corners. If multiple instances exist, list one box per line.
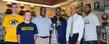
left=84, top=13, right=100, bottom=41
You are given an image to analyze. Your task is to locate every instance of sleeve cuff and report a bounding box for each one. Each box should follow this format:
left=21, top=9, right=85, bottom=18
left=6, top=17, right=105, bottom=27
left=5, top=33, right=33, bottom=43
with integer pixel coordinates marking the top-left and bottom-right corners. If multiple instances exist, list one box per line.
left=78, top=38, right=81, bottom=41
left=66, top=38, right=69, bottom=41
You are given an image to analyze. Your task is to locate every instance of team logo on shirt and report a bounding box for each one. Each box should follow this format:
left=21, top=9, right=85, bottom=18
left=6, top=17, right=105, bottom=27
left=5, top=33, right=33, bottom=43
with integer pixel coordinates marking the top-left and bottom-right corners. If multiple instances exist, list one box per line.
left=9, top=19, right=19, bottom=28
left=84, top=19, right=90, bottom=24
left=56, top=20, right=62, bottom=26
left=21, top=27, right=34, bottom=30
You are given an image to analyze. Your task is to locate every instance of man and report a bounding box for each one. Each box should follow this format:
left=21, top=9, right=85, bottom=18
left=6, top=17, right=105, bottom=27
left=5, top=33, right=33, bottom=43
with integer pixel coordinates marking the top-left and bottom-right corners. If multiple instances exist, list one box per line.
left=83, top=4, right=100, bottom=44
left=51, top=7, right=67, bottom=44
left=2, top=3, right=24, bottom=44
left=66, top=5, right=84, bottom=44
left=17, top=10, right=38, bottom=44
left=32, top=7, right=52, bottom=44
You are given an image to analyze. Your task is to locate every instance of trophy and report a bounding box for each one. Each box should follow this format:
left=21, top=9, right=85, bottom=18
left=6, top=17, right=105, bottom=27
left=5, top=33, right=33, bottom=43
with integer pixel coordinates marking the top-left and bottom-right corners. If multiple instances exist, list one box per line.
left=51, top=24, right=58, bottom=44
left=101, top=13, right=108, bottom=41
left=101, top=13, right=108, bottom=26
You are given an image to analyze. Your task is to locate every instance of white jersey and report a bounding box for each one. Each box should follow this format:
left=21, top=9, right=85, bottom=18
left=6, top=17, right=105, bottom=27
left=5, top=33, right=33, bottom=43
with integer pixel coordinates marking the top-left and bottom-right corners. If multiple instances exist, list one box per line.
left=84, top=13, right=100, bottom=41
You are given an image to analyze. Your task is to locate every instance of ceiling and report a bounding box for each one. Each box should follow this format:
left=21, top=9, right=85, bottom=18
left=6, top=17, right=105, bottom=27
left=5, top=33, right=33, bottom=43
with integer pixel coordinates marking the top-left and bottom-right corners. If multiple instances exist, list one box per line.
left=17, top=0, right=67, bottom=5
left=2, top=0, right=74, bottom=8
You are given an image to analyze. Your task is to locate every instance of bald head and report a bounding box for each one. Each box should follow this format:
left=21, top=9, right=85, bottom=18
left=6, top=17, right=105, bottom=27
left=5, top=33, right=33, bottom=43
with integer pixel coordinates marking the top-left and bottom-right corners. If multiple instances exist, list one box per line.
left=71, top=5, right=77, bottom=15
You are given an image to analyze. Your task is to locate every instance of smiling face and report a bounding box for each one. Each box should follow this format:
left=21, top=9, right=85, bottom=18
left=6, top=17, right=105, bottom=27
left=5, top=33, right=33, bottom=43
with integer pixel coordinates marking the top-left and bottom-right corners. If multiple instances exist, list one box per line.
left=84, top=4, right=91, bottom=14
left=55, top=7, right=61, bottom=16
left=71, top=5, right=77, bottom=15
left=40, top=7, right=46, bottom=17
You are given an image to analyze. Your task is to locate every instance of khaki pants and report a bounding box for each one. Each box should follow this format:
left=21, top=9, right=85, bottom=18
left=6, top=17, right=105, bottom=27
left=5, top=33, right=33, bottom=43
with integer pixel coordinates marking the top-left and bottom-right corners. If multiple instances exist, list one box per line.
left=35, top=37, right=49, bottom=44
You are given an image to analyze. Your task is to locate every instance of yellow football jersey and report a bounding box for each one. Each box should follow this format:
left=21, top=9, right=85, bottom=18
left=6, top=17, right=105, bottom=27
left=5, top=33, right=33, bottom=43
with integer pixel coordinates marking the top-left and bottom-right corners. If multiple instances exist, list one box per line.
left=2, top=14, right=24, bottom=42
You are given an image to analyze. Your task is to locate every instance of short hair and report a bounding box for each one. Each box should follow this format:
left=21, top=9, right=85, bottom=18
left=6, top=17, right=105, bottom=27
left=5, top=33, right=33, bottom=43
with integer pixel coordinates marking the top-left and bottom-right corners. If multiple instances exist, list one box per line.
left=40, top=7, right=46, bottom=11
left=71, top=5, right=78, bottom=9
left=12, top=3, right=18, bottom=8
left=56, top=7, right=62, bottom=11
left=12, top=3, right=17, bottom=6
left=24, top=10, right=31, bottom=15
left=85, top=4, right=91, bottom=8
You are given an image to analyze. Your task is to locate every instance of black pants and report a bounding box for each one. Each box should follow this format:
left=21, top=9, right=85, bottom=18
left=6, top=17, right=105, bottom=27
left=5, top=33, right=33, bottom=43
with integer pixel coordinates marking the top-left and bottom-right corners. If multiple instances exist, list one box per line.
left=69, top=33, right=79, bottom=44
left=81, top=38, right=84, bottom=44
left=5, top=42, right=18, bottom=44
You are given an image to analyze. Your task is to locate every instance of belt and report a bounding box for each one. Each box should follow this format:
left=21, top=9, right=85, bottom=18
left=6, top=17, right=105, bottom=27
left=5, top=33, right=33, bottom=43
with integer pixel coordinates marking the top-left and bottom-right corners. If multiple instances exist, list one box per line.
left=37, top=36, right=49, bottom=38
left=70, top=33, right=79, bottom=37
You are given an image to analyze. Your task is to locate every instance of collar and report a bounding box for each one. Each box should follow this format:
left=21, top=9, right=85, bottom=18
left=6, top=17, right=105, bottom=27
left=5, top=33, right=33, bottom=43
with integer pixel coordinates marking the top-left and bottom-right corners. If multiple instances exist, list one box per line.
left=11, top=14, right=19, bottom=17
left=84, top=12, right=93, bottom=18
left=39, top=16, right=47, bottom=18
left=39, top=16, right=48, bottom=20
left=72, top=13, right=78, bottom=18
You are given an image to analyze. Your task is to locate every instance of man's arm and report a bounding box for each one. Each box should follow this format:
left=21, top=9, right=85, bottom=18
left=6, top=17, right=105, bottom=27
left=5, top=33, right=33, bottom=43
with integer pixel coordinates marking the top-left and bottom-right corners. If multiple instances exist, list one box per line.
left=34, top=24, right=38, bottom=40
left=93, top=15, right=100, bottom=44
left=34, top=34, right=37, bottom=40
left=2, top=16, right=8, bottom=39
left=17, top=35, right=20, bottom=42
left=34, top=24, right=38, bottom=34
left=32, top=18, right=36, bottom=24
left=96, top=26, right=100, bottom=35
left=66, top=17, right=72, bottom=43
left=2, top=27, right=6, bottom=40
left=93, top=15, right=100, bottom=37
left=77, top=17, right=84, bottom=42
left=16, top=24, right=21, bottom=43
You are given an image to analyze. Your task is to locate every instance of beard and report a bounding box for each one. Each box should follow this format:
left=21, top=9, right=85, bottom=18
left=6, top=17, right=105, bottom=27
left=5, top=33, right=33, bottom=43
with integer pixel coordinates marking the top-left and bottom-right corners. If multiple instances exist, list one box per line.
left=85, top=10, right=91, bottom=15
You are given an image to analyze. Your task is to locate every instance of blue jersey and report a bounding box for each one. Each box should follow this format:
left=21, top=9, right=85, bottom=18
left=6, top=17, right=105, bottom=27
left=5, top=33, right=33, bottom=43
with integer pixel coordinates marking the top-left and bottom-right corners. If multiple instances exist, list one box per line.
left=17, top=22, right=38, bottom=44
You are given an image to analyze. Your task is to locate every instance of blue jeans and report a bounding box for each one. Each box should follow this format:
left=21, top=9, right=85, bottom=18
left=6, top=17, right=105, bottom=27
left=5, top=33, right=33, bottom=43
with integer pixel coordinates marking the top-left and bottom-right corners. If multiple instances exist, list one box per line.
left=85, top=41, right=98, bottom=44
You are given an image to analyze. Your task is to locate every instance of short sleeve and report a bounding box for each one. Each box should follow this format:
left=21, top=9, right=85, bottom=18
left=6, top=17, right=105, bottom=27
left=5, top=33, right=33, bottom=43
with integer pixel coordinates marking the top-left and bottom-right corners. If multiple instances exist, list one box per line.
left=32, top=18, right=36, bottom=24
left=93, top=15, right=100, bottom=26
left=2, top=16, right=8, bottom=27
left=19, top=16, right=24, bottom=23
left=16, top=15, right=24, bottom=24
left=34, top=24, right=38, bottom=34
left=17, top=24, right=21, bottom=35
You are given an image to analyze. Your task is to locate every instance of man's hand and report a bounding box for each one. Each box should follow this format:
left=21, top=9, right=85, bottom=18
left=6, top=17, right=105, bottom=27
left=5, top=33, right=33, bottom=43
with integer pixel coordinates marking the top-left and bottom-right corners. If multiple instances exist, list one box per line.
left=76, top=41, right=80, bottom=44
left=70, top=33, right=73, bottom=37
left=66, top=41, right=69, bottom=44
left=34, top=34, right=37, bottom=40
